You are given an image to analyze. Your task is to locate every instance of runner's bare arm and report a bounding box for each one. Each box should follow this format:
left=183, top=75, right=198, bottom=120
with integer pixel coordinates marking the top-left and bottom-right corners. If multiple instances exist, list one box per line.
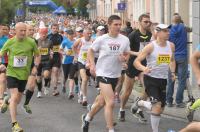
left=129, top=51, right=139, bottom=56
left=190, top=50, right=200, bottom=82
left=169, top=43, right=176, bottom=73
left=87, top=48, right=95, bottom=66
left=34, top=54, right=41, bottom=66
left=59, top=47, right=64, bottom=54
left=134, top=43, right=153, bottom=72
left=72, top=38, right=81, bottom=55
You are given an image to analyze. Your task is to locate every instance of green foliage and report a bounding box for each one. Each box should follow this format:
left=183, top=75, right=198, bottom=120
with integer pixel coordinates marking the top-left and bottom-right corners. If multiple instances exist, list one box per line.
left=77, top=0, right=89, bottom=17
left=0, top=0, right=23, bottom=24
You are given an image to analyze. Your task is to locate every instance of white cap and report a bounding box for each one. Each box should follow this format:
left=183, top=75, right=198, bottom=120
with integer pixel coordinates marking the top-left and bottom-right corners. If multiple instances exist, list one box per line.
left=39, top=21, right=46, bottom=29
left=97, top=25, right=105, bottom=30
left=155, top=24, right=171, bottom=31
left=76, top=27, right=83, bottom=32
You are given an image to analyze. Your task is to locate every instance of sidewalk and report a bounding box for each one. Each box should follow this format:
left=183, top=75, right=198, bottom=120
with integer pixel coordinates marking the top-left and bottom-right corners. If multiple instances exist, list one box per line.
left=130, top=81, right=200, bottom=121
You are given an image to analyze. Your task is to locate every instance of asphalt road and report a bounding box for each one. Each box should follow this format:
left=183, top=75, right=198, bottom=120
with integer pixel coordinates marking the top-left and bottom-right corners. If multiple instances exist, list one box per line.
left=0, top=83, right=188, bottom=132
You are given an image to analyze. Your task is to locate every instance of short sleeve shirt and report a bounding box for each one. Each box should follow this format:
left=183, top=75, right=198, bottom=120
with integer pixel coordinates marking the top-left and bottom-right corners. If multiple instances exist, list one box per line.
left=0, top=37, right=39, bottom=80
left=60, top=37, right=75, bottom=64
left=92, top=34, right=130, bottom=78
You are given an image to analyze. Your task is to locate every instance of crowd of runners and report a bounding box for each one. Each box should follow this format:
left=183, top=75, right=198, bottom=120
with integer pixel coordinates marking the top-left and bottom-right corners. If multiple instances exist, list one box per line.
left=0, top=13, right=200, bottom=132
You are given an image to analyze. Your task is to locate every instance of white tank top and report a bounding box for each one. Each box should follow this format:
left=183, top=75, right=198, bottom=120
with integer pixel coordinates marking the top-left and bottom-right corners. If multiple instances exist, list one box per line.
left=78, top=38, right=92, bottom=65
left=146, top=40, right=172, bottom=79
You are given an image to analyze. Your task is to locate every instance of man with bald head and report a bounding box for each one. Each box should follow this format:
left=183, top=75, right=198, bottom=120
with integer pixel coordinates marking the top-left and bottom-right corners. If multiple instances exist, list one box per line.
left=0, top=22, right=40, bottom=132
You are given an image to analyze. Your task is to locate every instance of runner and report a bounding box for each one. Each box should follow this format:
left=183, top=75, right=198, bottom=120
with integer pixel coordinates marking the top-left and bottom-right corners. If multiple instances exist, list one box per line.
left=0, top=22, right=40, bottom=132
left=36, top=27, right=52, bottom=97
left=119, top=14, right=152, bottom=122
left=47, top=23, right=63, bottom=96
left=81, top=15, right=130, bottom=132
left=59, top=29, right=75, bottom=99
left=0, top=24, right=9, bottom=107
left=131, top=24, right=175, bottom=132
left=73, top=27, right=93, bottom=106
left=186, top=44, right=200, bottom=122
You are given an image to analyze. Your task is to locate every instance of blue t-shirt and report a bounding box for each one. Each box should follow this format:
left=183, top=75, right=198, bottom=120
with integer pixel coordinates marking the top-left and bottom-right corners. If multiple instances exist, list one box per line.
left=60, top=37, right=74, bottom=64
left=0, top=35, right=8, bottom=63
left=169, top=23, right=187, bottom=60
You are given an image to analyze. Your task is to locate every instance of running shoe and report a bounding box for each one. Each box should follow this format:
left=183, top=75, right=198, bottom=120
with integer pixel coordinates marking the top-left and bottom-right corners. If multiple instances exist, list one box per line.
left=186, top=102, right=195, bottom=122
left=68, top=93, right=74, bottom=100
left=118, top=110, right=125, bottom=122
left=44, top=87, right=49, bottom=95
left=37, top=92, right=42, bottom=98
left=130, top=97, right=140, bottom=114
left=1, top=96, right=9, bottom=113
left=52, top=90, right=59, bottom=96
left=12, top=122, right=23, bottom=132
left=81, top=114, right=89, bottom=132
left=82, top=101, right=88, bottom=107
left=23, top=105, right=32, bottom=114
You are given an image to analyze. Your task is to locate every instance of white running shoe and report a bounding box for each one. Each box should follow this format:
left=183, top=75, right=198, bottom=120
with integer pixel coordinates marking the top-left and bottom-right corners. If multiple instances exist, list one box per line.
left=37, top=92, right=42, bottom=98
left=44, top=87, right=49, bottom=95
left=78, top=94, right=83, bottom=104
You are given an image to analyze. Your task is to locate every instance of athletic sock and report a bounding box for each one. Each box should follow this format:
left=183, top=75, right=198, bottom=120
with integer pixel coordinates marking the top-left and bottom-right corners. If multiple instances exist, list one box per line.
left=151, top=114, right=160, bottom=132
left=24, top=90, right=34, bottom=105
left=37, top=81, right=42, bottom=92
left=44, top=78, right=50, bottom=87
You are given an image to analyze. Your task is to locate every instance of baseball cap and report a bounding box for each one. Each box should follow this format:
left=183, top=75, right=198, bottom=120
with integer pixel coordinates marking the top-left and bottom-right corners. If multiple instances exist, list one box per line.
left=97, top=25, right=105, bottom=30
left=155, top=24, right=171, bottom=31
left=66, top=29, right=74, bottom=35
left=76, top=27, right=83, bottom=32
left=39, top=28, right=48, bottom=34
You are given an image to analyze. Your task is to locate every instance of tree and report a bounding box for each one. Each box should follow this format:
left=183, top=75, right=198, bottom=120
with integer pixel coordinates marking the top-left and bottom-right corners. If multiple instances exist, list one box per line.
left=77, top=0, right=89, bottom=17
left=0, top=0, right=23, bottom=24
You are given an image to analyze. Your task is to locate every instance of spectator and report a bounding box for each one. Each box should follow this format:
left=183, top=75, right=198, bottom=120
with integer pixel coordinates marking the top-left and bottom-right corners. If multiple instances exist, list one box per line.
left=125, top=21, right=133, bottom=35
left=166, top=14, right=188, bottom=108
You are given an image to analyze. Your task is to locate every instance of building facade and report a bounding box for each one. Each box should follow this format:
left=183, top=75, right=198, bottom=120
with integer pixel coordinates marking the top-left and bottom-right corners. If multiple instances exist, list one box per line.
left=89, top=0, right=200, bottom=86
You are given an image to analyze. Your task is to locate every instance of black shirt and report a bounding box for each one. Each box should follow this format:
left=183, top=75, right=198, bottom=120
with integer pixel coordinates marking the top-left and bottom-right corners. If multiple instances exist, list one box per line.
left=47, top=33, right=63, bottom=57
left=128, top=29, right=152, bottom=53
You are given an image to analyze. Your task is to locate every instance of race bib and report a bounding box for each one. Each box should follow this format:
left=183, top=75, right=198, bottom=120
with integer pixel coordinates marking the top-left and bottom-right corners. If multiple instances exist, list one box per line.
left=66, top=49, right=73, bottom=56
left=13, top=56, right=27, bottom=67
left=39, top=48, right=48, bottom=55
left=53, top=45, right=59, bottom=52
left=157, top=54, right=171, bottom=65
left=108, top=44, right=120, bottom=55
left=139, top=42, right=149, bottom=51
left=82, top=52, right=87, bottom=61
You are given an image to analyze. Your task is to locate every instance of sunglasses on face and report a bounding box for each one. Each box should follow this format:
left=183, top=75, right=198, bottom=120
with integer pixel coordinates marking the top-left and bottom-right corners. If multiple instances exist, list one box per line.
left=143, top=21, right=151, bottom=24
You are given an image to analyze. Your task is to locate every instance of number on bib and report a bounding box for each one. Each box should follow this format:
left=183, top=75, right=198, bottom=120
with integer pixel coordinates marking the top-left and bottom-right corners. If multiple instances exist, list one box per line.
left=39, top=48, right=48, bottom=55
left=53, top=45, right=59, bottom=52
left=82, top=52, right=87, bottom=61
left=157, top=54, right=170, bottom=65
left=13, top=56, right=28, bottom=67
left=66, top=49, right=73, bottom=56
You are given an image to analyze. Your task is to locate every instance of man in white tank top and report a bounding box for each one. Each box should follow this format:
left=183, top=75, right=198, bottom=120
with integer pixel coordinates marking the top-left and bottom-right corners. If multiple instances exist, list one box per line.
left=132, top=24, right=176, bottom=132
left=73, top=27, right=93, bottom=106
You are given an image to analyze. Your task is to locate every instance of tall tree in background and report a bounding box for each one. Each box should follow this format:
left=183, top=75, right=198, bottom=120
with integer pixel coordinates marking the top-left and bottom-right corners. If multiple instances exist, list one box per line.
left=77, top=0, right=88, bottom=17
left=0, top=0, right=22, bottom=23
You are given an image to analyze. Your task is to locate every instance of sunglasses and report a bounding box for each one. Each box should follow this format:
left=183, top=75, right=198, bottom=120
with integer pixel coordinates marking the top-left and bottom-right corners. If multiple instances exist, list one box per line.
left=143, top=21, right=151, bottom=24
